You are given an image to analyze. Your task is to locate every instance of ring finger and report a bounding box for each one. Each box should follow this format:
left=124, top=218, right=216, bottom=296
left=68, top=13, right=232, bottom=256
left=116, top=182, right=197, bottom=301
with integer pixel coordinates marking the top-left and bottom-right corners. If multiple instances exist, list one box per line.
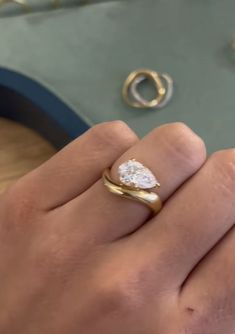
left=57, top=122, right=206, bottom=242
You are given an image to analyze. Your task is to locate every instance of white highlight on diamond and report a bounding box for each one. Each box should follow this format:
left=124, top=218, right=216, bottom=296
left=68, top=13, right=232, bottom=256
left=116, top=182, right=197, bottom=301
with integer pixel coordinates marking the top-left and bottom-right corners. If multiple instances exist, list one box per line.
left=118, top=159, right=160, bottom=189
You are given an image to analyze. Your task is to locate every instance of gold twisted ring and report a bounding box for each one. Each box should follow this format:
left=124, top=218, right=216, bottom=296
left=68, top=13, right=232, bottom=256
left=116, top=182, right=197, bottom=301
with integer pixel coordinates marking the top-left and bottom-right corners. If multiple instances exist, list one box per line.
left=130, top=73, right=173, bottom=109
left=122, top=69, right=173, bottom=109
left=102, top=159, right=162, bottom=215
left=122, top=69, right=166, bottom=109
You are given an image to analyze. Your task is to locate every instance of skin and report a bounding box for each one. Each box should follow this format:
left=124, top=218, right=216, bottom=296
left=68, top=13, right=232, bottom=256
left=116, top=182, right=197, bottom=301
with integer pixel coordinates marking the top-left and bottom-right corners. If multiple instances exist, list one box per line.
left=0, top=121, right=235, bottom=333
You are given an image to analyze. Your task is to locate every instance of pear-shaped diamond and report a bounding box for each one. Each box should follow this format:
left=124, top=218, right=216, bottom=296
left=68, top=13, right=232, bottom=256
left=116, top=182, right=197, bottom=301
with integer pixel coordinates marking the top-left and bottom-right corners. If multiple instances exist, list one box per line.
left=118, top=159, right=160, bottom=189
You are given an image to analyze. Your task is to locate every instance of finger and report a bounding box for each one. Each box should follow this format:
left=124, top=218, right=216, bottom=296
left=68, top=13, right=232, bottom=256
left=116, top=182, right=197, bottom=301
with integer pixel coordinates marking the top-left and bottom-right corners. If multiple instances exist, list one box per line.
left=179, top=226, right=235, bottom=334
left=130, top=149, right=235, bottom=289
left=8, top=121, right=138, bottom=210
left=60, top=123, right=206, bottom=242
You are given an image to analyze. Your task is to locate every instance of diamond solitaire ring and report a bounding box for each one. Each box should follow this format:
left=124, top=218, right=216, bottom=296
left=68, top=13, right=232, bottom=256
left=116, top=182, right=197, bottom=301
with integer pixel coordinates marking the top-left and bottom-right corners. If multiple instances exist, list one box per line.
left=102, top=159, right=162, bottom=215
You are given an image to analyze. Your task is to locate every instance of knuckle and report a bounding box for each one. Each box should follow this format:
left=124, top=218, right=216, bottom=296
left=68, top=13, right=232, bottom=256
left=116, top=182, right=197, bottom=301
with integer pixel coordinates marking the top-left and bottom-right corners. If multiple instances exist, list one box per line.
left=210, top=149, right=235, bottom=195
left=3, top=182, right=37, bottom=224
left=98, top=281, right=130, bottom=312
left=101, top=120, right=130, bottom=135
left=94, top=273, right=141, bottom=316
left=90, top=121, right=138, bottom=149
left=158, top=122, right=206, bottom=168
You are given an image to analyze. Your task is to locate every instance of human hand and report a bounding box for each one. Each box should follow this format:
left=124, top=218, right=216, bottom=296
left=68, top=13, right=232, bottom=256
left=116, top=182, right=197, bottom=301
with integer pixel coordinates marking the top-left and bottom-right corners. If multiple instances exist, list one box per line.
left=0, top=121, right=235, bottom=334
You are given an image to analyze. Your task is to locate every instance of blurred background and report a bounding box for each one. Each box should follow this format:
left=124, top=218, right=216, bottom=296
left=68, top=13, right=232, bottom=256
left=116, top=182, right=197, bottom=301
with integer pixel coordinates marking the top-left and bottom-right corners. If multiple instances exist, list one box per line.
left=0, top=118, right=55, bottom=193
left=1, top=0, right=235, bottom=193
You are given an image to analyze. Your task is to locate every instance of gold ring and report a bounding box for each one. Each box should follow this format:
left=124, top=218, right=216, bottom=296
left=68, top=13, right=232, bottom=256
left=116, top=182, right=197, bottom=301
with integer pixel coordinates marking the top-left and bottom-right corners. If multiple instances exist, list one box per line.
left=122, top=69, right=166, bottom=109
left=102, top=159, right=162, bottom=215
left=130, top=73, right=174, bottom=109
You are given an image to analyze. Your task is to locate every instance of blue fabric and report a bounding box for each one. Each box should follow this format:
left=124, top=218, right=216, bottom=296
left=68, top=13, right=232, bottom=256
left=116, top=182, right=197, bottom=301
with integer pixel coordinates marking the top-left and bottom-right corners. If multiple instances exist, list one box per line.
left=0, top=68, right=89, bottom=148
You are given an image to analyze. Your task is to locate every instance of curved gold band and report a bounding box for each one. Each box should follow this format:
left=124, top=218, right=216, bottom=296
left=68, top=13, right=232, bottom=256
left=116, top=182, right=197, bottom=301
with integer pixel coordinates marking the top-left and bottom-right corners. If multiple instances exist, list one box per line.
left=102, top=169, right=162, bottom=215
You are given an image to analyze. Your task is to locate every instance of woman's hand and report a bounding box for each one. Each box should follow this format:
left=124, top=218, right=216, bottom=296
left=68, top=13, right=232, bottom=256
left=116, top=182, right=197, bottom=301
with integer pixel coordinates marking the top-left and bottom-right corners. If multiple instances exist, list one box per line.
left=0, top=121, right=235, bottom=334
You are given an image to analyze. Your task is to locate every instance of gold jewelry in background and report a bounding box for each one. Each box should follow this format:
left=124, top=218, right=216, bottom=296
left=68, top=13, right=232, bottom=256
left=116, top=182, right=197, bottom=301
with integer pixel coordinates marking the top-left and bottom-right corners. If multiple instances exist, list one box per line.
left=122, top=69, right=166, bottom=109
left=232, top=38, right=235, bottom=51
left=122, top=69, right=173, bottom=110
left=51, top=0, right=60, bottom=8
left=0, top=0, right=30, bottom=11
left=131, top=73, right=174, bottom=110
